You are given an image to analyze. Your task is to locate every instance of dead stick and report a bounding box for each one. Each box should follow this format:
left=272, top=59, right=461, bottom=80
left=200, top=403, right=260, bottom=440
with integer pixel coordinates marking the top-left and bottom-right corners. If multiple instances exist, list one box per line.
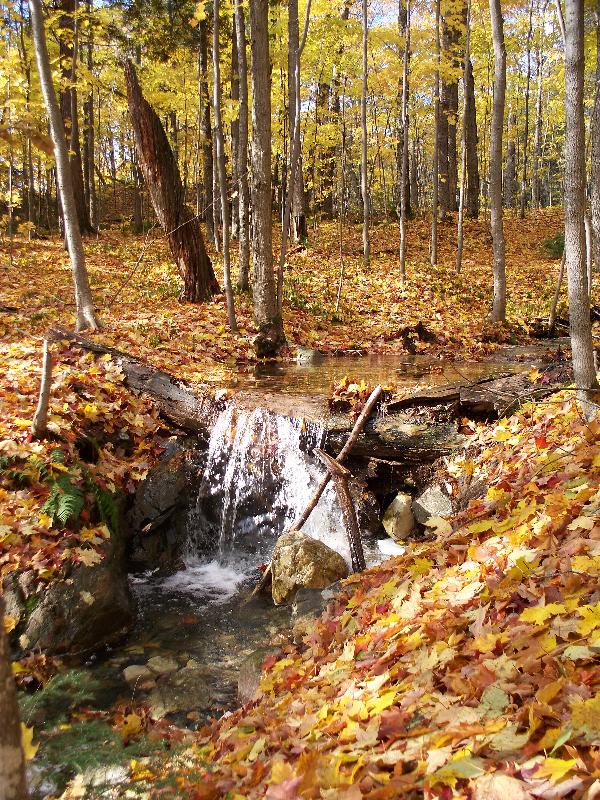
left=248, top=384, right=382, bottom=599
left=31, top=337, right=53, bottom=438
left=314, top=448, right=366, bottom=572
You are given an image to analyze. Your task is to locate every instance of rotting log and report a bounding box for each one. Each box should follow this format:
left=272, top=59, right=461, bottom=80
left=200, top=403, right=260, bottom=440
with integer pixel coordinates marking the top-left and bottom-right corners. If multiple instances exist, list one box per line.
left=314, top=448, right=366, bottom=573
left=124, top=61, right=219, bottom=303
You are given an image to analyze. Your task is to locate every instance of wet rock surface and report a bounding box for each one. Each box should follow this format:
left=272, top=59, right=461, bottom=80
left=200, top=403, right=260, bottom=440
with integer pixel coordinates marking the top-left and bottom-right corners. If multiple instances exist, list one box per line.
left=412, top=484, right=453, bottom=524
left=382, top=492, right=416, bottom=540
left=271, top=530, right=349, bottom=605
left=238, top=647, right=283, bottom=705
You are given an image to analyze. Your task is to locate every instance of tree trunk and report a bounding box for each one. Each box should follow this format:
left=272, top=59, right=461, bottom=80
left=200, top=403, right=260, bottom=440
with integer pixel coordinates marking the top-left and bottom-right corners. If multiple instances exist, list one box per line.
left=288, top=0, right=307, bottom=244
left=361, top=0, right=370, bottom=265
left=213, top=0, right=238, bottom=332
left=0, top=596, right=27, bottom=800
left=464, top=55, right=480, bottom=218
left=124, top=61, right=218, bottom=303
left=519, top=0, right=534, bottom=218
left=457, top=0, right=471, bottom=273
left=532, top=44, right=544, bottom=209
left=431, top=0, right=441, bottom=265
left=230, top=26, right=240, bottom=241
left=234, top=0, right=250, bottom=291
left=489, top=0, right=507, bottom=322
left=564, top=0, right=599, bottom=407
left=83, top=0, right=96, bottom=227
left=504, top=109, right=516, bottom=209
left=591, top=0, right=600, bottom=270
left=30, top=0, right=99, bottom=330
left=198, top=18, right=215, bottom=245
left=399, top=0, right=410, bottom=284
left=57, top=0, right=94, bottom=235
left=248, top=0, right=286, bottom=356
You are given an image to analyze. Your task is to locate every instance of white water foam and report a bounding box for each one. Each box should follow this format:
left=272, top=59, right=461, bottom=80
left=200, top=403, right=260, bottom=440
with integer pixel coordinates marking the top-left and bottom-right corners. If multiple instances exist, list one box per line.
left=160, top=557, right=250, bottom=604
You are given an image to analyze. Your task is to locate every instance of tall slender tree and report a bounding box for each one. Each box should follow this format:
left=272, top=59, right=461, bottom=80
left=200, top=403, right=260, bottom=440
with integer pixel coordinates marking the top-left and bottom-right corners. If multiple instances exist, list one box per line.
left=488, top=0, right=507, bottom=322
left=431, top=0, right=441, bottom=266
left=249, top=0, right=285, bottom=356
left=399, top=0, right=410, bottom=284
left=234, top=0, right=250, bottom=291
left=360, top=0, right=370, bottom=266
left=29, top=0, right=99, bottom=330
left=564, top=0, right=599, bottom=408
left=456, top=0, right=471, bottom=273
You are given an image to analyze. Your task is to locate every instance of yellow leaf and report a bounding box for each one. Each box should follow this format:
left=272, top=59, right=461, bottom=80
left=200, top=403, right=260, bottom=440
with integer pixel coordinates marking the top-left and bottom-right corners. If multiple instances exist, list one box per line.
left=535, top=757, right=577, bottom=782
left=520, top=603, right=566, bottom=626
left=21, top=723, right=38, bottom=761
left=3, top=614, right=17, bottom=634
left=577, top=602, right=600, bottom=635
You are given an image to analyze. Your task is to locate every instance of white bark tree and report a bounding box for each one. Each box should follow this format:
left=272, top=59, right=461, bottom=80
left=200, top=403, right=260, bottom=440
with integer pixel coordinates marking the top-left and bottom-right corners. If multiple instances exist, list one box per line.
left=488, top=0, right=507, bottom=322
left=29, top=0, right=99, bottom=331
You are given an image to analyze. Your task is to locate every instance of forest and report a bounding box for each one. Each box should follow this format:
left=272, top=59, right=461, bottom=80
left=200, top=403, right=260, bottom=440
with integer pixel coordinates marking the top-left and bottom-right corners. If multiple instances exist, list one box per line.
left=2, top=0, right=600, bottom=797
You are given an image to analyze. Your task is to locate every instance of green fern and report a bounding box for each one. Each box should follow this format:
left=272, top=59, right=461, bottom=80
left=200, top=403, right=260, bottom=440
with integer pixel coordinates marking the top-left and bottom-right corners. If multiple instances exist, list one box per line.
left=84, top=471, right=120, bottom=534
left=41, top=475, right=84, bottom=528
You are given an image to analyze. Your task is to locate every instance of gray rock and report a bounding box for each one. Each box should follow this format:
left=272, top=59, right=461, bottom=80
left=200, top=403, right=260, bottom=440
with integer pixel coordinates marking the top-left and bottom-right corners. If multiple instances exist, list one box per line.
left=412, top=484, right=453, bottom=524
left=295, top=347, right=324, bottom=364
left=292, top=582, right=341, bottom=622
left=147, top=655, right=179, bottom=675
left=148, top=667, right=211, bottom=718
left=270, top=530, right=349, bottom=605
left=123, top=664, right=154, bottom=685
left=238, top=647, right=282, bottom=705
left=17, top=526, right=134, bottom=656
left=382, top=492, right=416, bottom=540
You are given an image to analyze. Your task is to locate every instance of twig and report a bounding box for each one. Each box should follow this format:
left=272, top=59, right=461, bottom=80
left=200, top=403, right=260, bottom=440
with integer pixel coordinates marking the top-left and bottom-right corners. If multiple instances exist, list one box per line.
left=31, top=337, right=52, bottom=438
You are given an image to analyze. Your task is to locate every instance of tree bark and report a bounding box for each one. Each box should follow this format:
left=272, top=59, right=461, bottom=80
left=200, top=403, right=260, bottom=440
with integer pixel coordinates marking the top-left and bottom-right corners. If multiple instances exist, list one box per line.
left=564, top=0, right=599, bottom=407
left=230, top=25, right=240, bottom=241
left=532, top=43, right=544, bottom=209
left=361, top=0, right=370, bottom=265
left=504, top=109, right=516, bottom=209
left=234, top=0, right=250, bottom=291
left=456, top=0, right=471, bottom=273
left=30, top=0, right=99, bottom=330
left=124, top=61, right=218, bottom=303
left=464, top=55, right=480, bottom=218
left=0, top=595, right=28, bottom=800
left=519, top=0, right=534, bottom=218
left=248, top=0, right=286, bottom=356
left=431, top=0, right=441, bottom=265
left=591, top=0, right=600, bottom=270
left=489, top=0, right=507, bottom=322
left=57, top=0, right=94, bottom=235
left=399, top=0, right=410, bottom=285
left=288, top=0, right=308, bottom=244
left=198, top=17, right=215, bottom=245
left=212, top=0, right=238, bottom=331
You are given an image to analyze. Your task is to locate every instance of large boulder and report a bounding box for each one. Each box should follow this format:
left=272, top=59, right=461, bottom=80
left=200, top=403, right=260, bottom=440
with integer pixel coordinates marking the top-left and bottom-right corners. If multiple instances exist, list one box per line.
left=382, top=492, right=416, bottom=541
left=412, top=484, right=453, bottom=525
left=6, top=524, right=134, bottom=656
left=270, top=531, right=349, bottom=605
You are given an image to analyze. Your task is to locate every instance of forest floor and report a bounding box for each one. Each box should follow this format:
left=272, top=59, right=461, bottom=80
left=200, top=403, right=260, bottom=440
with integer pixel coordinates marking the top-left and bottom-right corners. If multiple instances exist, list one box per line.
left=3, top=208, right=600, bottom=798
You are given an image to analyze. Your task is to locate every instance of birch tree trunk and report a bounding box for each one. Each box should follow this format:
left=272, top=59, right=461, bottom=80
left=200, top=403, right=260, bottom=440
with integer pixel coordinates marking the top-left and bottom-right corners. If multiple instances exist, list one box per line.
left=564, top=0, right=599, bottom=407
left=124, top=61, right=218, bottom=303
left=489, top=0, right=507, bottom=322
left=399, top=0, right=410, bottom=285
left=29, top=0, right=99, bottom=331
left=249, top=0, right=286, bottom=356
left=0, top=594, right=27, bottom=800
left=361, top=0, right=370, bottom=266
left=234, top=0, right=250, bottom=291
left=212, top=0, right=237, bottom=331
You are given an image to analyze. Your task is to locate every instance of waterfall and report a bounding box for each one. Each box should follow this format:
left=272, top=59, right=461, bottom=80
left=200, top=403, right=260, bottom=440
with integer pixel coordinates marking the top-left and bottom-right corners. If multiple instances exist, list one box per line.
left=186, top=402, right=354, bottom=567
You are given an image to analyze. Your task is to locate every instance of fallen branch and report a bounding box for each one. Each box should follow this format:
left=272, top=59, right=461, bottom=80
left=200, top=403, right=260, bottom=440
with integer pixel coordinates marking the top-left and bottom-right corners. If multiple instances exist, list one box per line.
left=314, top=448, right=366, bottom=572
left=248, top=384, right=382, bottom=599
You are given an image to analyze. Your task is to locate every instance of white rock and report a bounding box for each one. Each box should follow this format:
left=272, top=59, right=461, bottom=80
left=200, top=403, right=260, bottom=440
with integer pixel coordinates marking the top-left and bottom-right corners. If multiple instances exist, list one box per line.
left=123, top=664, right=154, bottom=685
left=383, top=492, right=416, bottom=541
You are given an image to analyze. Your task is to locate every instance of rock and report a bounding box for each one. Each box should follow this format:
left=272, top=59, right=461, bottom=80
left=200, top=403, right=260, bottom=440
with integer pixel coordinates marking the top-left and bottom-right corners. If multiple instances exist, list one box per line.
left=270, top=531, right=349, bottom=605
left=147, top=655, right=179, bottom=675
left=295, top=347, right=324, bottom=364
left=238, top=647, right=282, bottom=705
left=15, top=525, right=134, bottom=656
left=382, top=492, right=416, bottom=540
left=291, top=583, right=341, bottom=643
left=148, top=667, right=211, bottom=718
left=123, top=664, right=154, bottom=685
left=412, top=484, right=453, bottom=525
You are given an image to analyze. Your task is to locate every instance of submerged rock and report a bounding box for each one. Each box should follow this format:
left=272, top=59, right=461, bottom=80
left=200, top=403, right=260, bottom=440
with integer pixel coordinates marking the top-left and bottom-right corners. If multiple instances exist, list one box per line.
left=412, top=484, right=453, bottom=524
left=270, top=530, right=349, bottom=605
left=123, top=664, right=154, bottom=686
left=238, top=647, right=282, bottom=705
left=148, top=666, right=211, bottom=718
left=147, top=655, right=179, bottom=675
left=382, top=492, right=416, bottom=540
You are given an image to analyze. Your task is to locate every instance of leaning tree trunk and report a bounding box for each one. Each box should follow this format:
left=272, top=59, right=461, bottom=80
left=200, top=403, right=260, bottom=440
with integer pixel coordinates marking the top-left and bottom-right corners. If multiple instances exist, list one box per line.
left=124, top=61, right=218, bottom=303
left=29, top=0, right=99, bottom=330
left=564, top=0, right=599, bottom=408
left=489, top=0, right=507, bottom=322
left=248, top=0, right=286, bottom=356
left=234, top=0, right=250, bottom=291
left=0, top=596, right=28, bottom=800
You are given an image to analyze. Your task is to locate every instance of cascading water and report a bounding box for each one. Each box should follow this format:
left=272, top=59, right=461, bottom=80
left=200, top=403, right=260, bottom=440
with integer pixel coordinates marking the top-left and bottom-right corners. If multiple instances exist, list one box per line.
left=161, top=402, right=360, bottom=599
